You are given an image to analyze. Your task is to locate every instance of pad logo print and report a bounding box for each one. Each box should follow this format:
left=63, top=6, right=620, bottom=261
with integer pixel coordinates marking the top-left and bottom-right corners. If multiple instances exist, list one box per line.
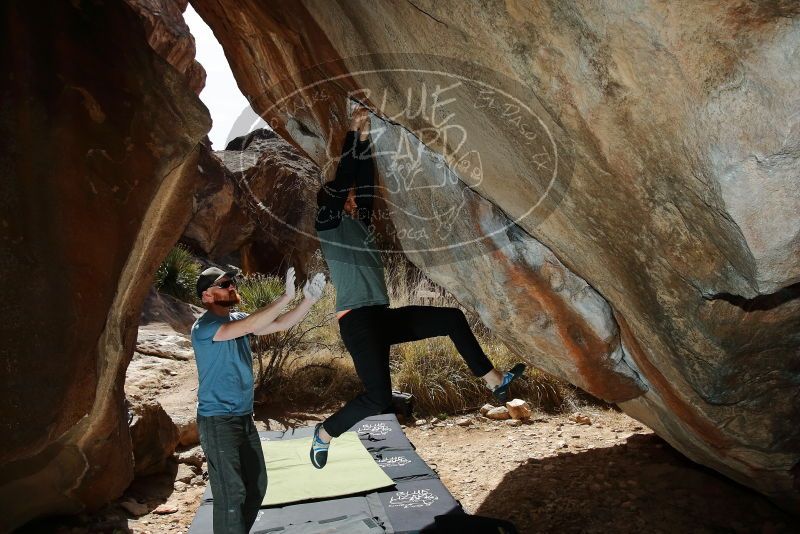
left=388, top=488, right=439, bottom=509
left=356, top=422, right=392, bottom=436
left=377, top=455, right=411, bottom=468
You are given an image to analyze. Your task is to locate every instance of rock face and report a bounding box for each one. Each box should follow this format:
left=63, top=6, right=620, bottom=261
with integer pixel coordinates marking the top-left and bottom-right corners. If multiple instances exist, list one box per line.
left=191, top=0, right=800, bottom=508
left=129, top=401, right=180, bottom=477
left=183, top=129, right=321, bottom=277
left=126, top=0, right=206, bottom=93
left=0, top=1, right=209, bottom=530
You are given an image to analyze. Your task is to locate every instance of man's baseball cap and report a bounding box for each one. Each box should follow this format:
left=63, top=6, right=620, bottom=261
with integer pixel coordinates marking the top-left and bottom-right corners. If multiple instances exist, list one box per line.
left=196, top=267, right=238, bottom=297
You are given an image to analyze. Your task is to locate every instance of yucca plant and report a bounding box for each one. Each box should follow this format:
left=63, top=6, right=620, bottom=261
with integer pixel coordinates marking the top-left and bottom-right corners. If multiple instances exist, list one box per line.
left=236, top=273, right=285, bottom=313
left=154, top=245, right=201, bottom=304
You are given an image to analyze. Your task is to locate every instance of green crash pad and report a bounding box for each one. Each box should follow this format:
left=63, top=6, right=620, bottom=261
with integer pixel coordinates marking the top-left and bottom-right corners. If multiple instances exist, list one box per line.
left=261, top=431, right=394, bottom=506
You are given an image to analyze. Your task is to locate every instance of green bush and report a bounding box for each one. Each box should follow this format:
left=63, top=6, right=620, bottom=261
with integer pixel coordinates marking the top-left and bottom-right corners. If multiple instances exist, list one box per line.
left=236, top=273, right=285, bottom=313
left=155, top=245, right=200, bottom=303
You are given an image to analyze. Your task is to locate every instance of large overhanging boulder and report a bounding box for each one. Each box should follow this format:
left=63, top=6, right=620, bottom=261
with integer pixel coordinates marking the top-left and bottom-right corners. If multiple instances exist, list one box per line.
left=0, top=1, right=210, bottom=530
left=191, top=0, right=800, bottom=509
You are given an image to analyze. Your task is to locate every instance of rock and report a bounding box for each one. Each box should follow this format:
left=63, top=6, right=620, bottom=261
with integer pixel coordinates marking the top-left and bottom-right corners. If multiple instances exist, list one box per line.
left=455, top=417, right=473, bottom=427
left=129, top=400, right=180, bottom=476
left=140, top=289, right=204, bottom=336
left=0, top=1, right=210, bottom=529
left=173, top=481, right=188, bottom=492
left=176, top=445, right=205, bottom=468
left=479, top=404, right=495, bottom=416
left=135, top=323, right=195, bottom=361
left=183, top=130, right=322, bottom=279
left=415, top=419, right=428, bottom=426
left=120, top=500, right=149, bottom=517
left=557, top=441, right=568, bottom=449
left=176, top=463, right=197, bottom=483
left=505, top=419, right=523, bottom=427
left=176, top=420, right=199, bottom=447
left=486, top=407, right=511, bottom=420
left=570, top=413, right=592, bottom=425
left=505, top=399, right=532, bottom=421
left=191, top=0, right=800, bottom=509
left=125, top=0, right=206, bottom=94
left=153, top=503, right=178, bottom=515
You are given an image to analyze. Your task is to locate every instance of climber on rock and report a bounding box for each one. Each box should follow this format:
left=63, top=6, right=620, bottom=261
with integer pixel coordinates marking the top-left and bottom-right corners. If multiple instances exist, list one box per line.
left=309, top=104, right=526, bottom=469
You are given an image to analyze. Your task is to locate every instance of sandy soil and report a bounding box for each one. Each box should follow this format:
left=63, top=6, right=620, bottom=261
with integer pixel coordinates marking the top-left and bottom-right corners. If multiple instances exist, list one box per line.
left=406, top=409, right=797, bottom=533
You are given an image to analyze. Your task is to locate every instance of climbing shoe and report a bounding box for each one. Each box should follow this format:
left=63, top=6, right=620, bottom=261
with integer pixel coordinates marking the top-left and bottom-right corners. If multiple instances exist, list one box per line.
left=492, top=362, right=526, bottom=403
left=310, top=423, right=330, bottom=469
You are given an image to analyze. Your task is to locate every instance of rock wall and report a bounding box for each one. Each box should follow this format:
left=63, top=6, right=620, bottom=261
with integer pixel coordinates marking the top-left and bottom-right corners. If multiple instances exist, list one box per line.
left=0, top=1, right=210, bottom=530
left=191, top=0, right=800, bottom=509
left=183, top=130, right=321, bottom=278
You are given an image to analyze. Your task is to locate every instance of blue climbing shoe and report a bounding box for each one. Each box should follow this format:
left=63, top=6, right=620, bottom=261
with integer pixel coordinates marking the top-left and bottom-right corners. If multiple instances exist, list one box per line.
left=310, top=423, right=330, bottom=469
left=492, top=363, right=526, bottom=403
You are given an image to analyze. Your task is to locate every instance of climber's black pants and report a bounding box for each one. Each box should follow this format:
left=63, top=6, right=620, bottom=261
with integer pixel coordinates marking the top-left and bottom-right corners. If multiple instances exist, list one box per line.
left=323, top=305, right=494, bottom=437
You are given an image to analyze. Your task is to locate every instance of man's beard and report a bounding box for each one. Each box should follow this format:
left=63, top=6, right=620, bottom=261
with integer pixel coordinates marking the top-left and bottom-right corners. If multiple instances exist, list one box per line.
left=214, top=293, right=240, bottom=307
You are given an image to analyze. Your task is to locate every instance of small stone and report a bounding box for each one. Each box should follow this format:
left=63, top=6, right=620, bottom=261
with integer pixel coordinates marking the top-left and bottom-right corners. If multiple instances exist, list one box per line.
left=505, top=419, right=523, bottom=427
left=556, top=440, right=567, bottom=448
left=153, top=503, right=178, bottom=515
left=120, top=499, right=149, bottom=517
left=456, top=417, right=473, bottom=427
left=570, top=413, right=592, bottom=425
left=176, top=445, right=205, bottom=468
left=505, top=399, right=531, bottom=420
left=415, top=419, right=427, bottom=426
left=479, top=403, right=495, bottom=416
left=176, top=463, right=197, bottom=483
left=173, top=481, right=188, bottom=492
left=486, top=406, right=511, bottom=420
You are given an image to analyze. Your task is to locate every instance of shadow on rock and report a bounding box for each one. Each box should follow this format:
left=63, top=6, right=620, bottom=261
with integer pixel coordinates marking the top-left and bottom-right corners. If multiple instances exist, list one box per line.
left=476, top=433, right=796, bottom=533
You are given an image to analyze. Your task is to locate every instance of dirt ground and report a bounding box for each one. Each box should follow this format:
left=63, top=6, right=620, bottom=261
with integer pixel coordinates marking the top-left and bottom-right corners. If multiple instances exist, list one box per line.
left=406, top=409, right=797, bottom=533
left=21, top=406, right=797, bottom=534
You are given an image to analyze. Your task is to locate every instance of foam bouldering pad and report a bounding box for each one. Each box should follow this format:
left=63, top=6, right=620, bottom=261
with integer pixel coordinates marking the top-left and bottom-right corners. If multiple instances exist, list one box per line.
left=249, top=493, right=391, bottom=533
left=348, top=417, right=414, bottom=451
left=374, top=479, right=464, bottom=532
left=261, top=431, right=394, bottom=506
left=371, top=448, right=438, bottom=482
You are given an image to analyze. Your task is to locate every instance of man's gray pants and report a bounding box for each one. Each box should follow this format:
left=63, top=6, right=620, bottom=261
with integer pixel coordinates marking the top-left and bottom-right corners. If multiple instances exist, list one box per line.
left=198, top=414, right=267, bottom=533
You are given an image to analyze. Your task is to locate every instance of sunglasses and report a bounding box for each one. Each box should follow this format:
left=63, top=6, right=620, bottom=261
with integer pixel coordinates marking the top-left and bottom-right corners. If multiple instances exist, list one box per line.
left=211, top=279, right=237, bottom=289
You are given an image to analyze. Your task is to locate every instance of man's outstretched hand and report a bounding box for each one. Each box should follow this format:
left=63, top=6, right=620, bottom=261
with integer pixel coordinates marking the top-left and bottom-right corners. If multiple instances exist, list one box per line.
left=303, top=273, right=327, bottom=302
left=284, top=267, right=296, bottom=299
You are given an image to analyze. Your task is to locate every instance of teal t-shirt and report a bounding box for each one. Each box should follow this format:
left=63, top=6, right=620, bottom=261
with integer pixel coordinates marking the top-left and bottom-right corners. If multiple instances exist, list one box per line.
left=317, top=216, right=389, bottom=312
left=190, top=310, right=254, bottom=416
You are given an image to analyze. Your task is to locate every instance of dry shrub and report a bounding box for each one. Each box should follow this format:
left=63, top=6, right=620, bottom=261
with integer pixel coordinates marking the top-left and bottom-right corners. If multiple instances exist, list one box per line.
left=260, top=250, right=578, bottom=416
left=238, top=273, right=342, bottom=392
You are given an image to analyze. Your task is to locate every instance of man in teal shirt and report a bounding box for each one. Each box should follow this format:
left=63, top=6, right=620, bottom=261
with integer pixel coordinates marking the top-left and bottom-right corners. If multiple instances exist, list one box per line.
left=192, top=266, right=325, bottom=533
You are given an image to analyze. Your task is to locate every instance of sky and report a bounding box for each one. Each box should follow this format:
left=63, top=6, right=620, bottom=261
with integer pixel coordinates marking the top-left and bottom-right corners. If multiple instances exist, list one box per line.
left=184, top=5, right=268, bottom=149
